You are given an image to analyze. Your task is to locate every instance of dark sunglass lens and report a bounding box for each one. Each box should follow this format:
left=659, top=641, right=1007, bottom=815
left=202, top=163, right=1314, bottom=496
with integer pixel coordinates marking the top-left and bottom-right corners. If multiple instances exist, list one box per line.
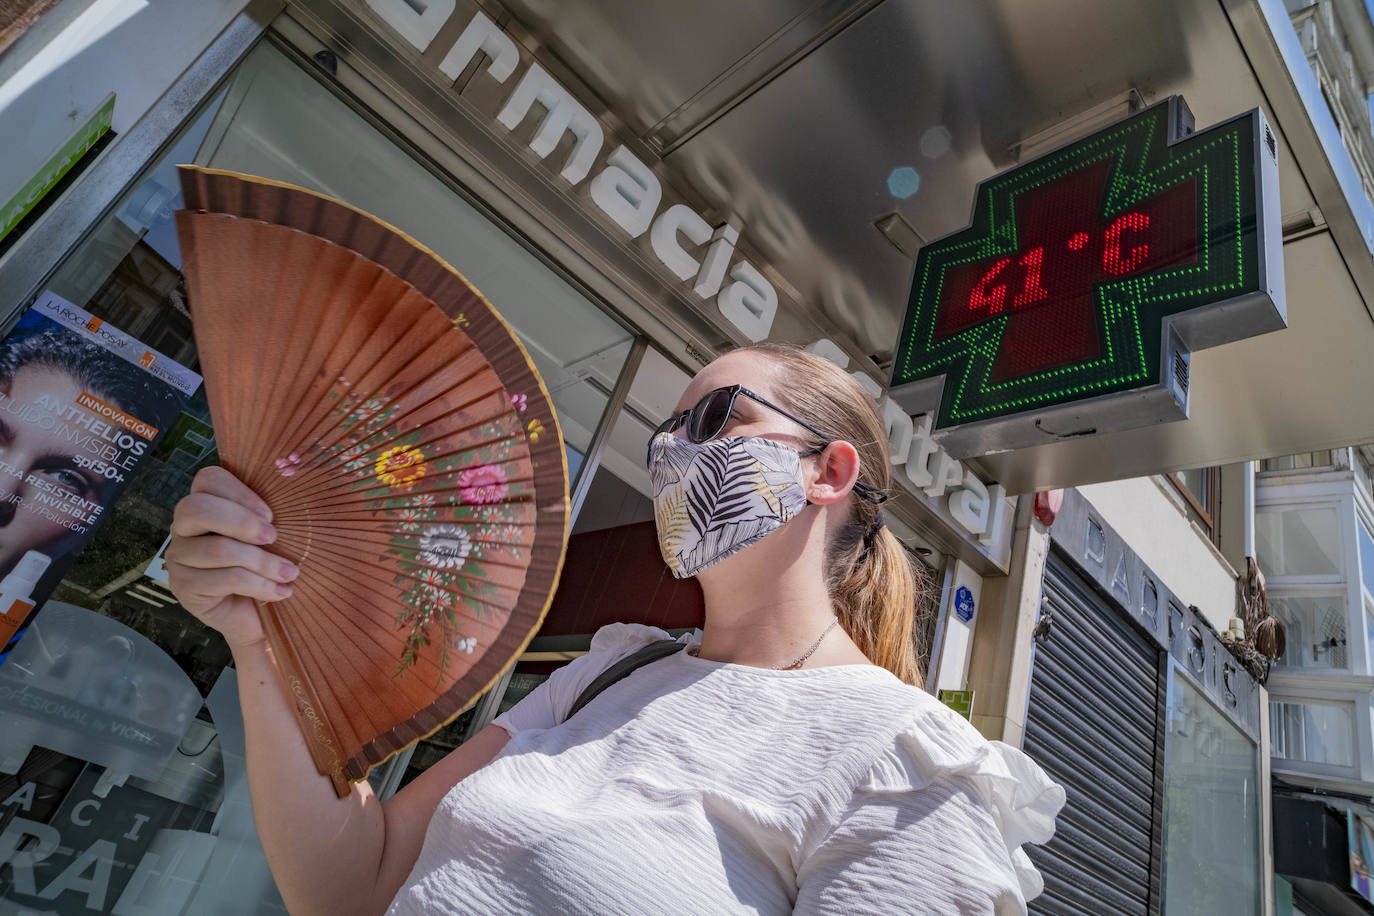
left=689, top=389, right=734, bottom=442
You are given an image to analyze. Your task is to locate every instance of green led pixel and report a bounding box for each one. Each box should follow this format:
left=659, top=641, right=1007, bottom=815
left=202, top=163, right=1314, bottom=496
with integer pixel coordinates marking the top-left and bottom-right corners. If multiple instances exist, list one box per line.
left=891, top=99, right=1262, bottom=435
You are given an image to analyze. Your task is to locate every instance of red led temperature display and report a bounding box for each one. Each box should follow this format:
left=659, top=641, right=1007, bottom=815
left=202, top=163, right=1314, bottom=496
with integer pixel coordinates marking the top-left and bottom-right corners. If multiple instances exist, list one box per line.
left=935, top=159, right=1198, bottom=381
left=890, top=98, right=1278, bottom=452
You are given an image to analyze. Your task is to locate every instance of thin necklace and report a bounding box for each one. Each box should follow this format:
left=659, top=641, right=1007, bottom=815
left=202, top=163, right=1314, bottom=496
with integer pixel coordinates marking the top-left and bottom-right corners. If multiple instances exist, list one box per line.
left=775, top=616, right=840, bottom=670
left=689, top=616, right=840, bottom=670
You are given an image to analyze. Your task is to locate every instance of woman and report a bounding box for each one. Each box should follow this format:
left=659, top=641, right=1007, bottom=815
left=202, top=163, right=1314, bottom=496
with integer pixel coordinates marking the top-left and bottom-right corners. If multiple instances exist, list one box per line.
left=0, top=327, right=181, bottom=583
left=166, top=343, right=1065, bottom=915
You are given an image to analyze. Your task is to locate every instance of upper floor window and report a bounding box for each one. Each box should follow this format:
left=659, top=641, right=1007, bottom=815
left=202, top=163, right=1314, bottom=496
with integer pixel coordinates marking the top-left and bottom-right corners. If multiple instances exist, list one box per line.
left=1167, top=467, right=1219, bottom=541
left=1270, top=698, right=1356, bottom=768
left=1359, top=519, right=1374, bottom=600
left=1255, top=505, right=1343, bottom=579
left=1270, top=593, right=1349, bottom=669
left=1259, top=450, right=1336, bottom=473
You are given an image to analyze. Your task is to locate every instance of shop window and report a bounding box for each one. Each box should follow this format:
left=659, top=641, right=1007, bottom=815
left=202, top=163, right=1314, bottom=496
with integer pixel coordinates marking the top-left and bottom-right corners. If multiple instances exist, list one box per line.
left=1166, top=467, right=1219, bottom=540
left=1269, top=594, right=1350, bottom=670
left=0, top=39, right=642, bottom=912
left=1269, top=699, right=1357, bottom=767
left=1255, top=506, right=1343, bottom=578
left=1161, top=668, right=1261, bottom=915
left=182, top=41, right=637, bottom=485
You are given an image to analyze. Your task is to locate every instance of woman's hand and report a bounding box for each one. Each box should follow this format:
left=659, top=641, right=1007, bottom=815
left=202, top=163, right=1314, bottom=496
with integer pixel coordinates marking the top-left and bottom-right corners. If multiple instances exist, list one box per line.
left=165, top=466, right=299, bottom=652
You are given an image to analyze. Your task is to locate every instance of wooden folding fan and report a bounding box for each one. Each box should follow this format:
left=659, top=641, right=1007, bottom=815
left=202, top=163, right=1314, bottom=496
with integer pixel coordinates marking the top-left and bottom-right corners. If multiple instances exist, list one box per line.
left=174, top=167, right=569, bottom=796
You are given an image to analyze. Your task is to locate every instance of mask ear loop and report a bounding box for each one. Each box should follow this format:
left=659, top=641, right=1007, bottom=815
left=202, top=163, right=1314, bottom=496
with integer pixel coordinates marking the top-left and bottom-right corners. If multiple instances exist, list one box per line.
left=795, top=445, right=891, bottom=511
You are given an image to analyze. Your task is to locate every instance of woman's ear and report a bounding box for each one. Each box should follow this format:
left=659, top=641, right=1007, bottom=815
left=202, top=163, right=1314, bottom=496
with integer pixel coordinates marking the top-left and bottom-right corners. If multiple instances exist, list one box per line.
left=805, top=441, right=862, bottom=505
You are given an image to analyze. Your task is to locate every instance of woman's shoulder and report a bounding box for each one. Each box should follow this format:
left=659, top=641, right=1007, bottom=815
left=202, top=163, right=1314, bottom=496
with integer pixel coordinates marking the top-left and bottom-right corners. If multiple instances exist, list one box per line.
left=849, top=686, right=1066, bottom=903
left=586, top=621, right=682, bottom=656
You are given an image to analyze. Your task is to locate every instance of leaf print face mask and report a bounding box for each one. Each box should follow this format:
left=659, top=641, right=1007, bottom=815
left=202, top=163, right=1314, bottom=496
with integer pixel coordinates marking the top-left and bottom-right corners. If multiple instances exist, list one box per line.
left=648, top=432, right=811, bottom=579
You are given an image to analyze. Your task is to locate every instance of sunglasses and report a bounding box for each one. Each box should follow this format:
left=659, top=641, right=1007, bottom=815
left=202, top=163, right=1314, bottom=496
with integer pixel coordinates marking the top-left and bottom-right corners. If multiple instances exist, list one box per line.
left=647, top=385, right=888, bottom=504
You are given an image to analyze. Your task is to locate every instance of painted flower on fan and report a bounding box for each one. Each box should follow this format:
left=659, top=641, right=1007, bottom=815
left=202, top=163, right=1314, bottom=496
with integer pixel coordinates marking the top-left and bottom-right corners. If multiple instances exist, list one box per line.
left=452, top=313, right=470, bottom=328
left=527, top=418, right=545, bottom=442
left=340, top=446, right=368, bottom=473
left=510, top=392, right=527, bottom=412
left=397, top=506, right=425, bottom=530
left=459, top=464, right=508, bottom=504
left=376, top=445, right=427, bottom=489
left=274, top=453, right=302, bottom=477
left=455, top=636, right=477, bottom=654
left=418, top=524, right=471, bottom=570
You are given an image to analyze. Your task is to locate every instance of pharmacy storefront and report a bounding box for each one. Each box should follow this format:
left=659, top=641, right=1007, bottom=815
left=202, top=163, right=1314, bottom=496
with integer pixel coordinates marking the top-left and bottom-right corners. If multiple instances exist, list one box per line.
left=0, top=2, right=1014, bottom=910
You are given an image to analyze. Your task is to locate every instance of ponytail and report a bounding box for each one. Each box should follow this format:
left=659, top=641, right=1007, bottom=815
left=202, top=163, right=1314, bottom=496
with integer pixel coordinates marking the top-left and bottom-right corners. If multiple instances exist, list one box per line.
left=740, top=343, right=929, bottom=687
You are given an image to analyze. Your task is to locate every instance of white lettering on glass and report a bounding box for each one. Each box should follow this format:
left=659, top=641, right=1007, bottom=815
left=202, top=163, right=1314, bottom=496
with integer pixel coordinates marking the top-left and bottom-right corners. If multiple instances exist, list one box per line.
left=70, top=798, right=101, bottom=827
left=36, top=838, right=115, bottom=909
left=0, top=817, right=60, bottom=895
left=1, top=780, right=35, bottom=811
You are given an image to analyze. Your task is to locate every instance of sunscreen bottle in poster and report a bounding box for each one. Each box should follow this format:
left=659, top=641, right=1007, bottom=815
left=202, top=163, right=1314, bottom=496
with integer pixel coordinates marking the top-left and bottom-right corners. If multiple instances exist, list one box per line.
left=0, top=550, right=51, bottom=647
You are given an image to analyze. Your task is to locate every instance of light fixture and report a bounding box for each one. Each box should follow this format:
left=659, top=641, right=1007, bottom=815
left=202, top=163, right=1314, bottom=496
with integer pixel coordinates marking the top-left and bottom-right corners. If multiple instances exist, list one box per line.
left=886, top=166, right=921, bottom=199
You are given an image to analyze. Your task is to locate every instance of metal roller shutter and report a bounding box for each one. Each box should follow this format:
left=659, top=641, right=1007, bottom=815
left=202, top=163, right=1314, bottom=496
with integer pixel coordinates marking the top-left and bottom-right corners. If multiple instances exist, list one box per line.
left=1024, top=551, right=1165, bottom=916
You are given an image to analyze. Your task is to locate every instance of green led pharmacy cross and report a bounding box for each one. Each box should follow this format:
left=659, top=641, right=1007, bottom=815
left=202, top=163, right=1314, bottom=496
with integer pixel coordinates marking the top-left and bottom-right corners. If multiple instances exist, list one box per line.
left=889, top=97, right=1285, bottom=458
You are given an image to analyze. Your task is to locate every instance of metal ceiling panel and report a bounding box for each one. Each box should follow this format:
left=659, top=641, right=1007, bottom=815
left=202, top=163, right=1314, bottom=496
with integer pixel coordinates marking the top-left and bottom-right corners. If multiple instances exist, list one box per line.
left=486, top=0, right=1370, bottom=489
left=497, top=0, right=872, bottom=137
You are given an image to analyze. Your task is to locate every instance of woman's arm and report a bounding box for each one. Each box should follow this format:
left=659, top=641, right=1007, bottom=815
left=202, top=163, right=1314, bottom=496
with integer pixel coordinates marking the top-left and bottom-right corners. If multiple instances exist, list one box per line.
left=168, top=467, right=508, bottom=916
left=236, top=642, right=510, bottom=916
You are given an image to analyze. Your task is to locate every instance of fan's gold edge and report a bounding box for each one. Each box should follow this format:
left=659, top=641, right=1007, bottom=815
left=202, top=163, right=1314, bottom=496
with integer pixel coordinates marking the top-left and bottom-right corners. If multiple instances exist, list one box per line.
left=176, top=165, right=571, bottom=500
left=178, top=165, right=575, bottom=786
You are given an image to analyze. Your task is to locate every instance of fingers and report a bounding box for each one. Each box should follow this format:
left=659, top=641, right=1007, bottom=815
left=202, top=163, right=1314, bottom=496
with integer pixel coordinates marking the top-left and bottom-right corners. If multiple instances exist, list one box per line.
left=191, top=466, right=272, bottom=522
left=167, top=563, right=294, bottom=606
left=168, top=469, right=294, bottom=614
left=165, top=534, right=299, bottom=585
left=171, top=491, right=277, bottom=543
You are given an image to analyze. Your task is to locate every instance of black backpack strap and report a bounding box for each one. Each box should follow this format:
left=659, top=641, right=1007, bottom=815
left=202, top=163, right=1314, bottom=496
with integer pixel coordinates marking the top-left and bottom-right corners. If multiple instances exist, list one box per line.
left=564, top=638, right=685, bottom=722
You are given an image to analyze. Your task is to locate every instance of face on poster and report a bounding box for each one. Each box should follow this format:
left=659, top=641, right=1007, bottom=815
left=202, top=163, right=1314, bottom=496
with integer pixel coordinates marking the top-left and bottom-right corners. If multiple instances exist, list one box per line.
left=0, top=292, right=199, bottom=658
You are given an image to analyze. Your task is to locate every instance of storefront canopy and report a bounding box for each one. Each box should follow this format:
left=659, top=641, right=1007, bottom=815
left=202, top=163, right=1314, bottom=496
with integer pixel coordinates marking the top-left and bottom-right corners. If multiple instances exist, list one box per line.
left=501, top=0, right=1374, bottom=491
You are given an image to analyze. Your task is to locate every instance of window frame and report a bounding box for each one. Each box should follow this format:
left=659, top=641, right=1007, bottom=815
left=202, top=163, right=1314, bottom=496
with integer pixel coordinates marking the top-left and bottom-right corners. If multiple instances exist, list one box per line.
left=1166, top=467, right=1220, bottom=542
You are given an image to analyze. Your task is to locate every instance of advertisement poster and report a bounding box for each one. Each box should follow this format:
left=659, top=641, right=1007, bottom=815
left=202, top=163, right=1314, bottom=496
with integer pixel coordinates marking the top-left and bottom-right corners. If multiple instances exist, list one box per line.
left=0, top=291, right=200, bottom=664
left=1350, top=811, right=1374, bottom=904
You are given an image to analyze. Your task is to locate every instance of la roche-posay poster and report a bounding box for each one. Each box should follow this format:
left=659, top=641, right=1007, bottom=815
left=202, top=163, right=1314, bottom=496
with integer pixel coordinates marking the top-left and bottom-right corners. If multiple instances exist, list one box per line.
left=0, top=291, right=200, bottom=663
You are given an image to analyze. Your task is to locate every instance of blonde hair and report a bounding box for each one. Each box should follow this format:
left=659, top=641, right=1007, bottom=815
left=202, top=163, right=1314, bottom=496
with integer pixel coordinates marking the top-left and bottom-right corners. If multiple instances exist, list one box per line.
left=741, top=343, right=928, bottom=686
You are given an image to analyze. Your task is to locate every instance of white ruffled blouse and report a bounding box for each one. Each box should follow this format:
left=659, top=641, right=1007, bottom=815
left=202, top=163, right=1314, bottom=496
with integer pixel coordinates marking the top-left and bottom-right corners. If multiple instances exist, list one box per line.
left=387, top=623, right=1066, bottom=915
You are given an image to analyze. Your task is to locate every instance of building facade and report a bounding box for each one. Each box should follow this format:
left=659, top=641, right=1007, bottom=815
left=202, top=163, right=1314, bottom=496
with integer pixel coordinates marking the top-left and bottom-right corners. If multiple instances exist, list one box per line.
left=2, top=1, right=1374, bottom=914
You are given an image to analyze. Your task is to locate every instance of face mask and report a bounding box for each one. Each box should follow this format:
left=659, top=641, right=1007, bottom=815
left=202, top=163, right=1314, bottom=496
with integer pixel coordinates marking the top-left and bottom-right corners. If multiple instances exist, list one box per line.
left=648, top=432, right=810, bottom=578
